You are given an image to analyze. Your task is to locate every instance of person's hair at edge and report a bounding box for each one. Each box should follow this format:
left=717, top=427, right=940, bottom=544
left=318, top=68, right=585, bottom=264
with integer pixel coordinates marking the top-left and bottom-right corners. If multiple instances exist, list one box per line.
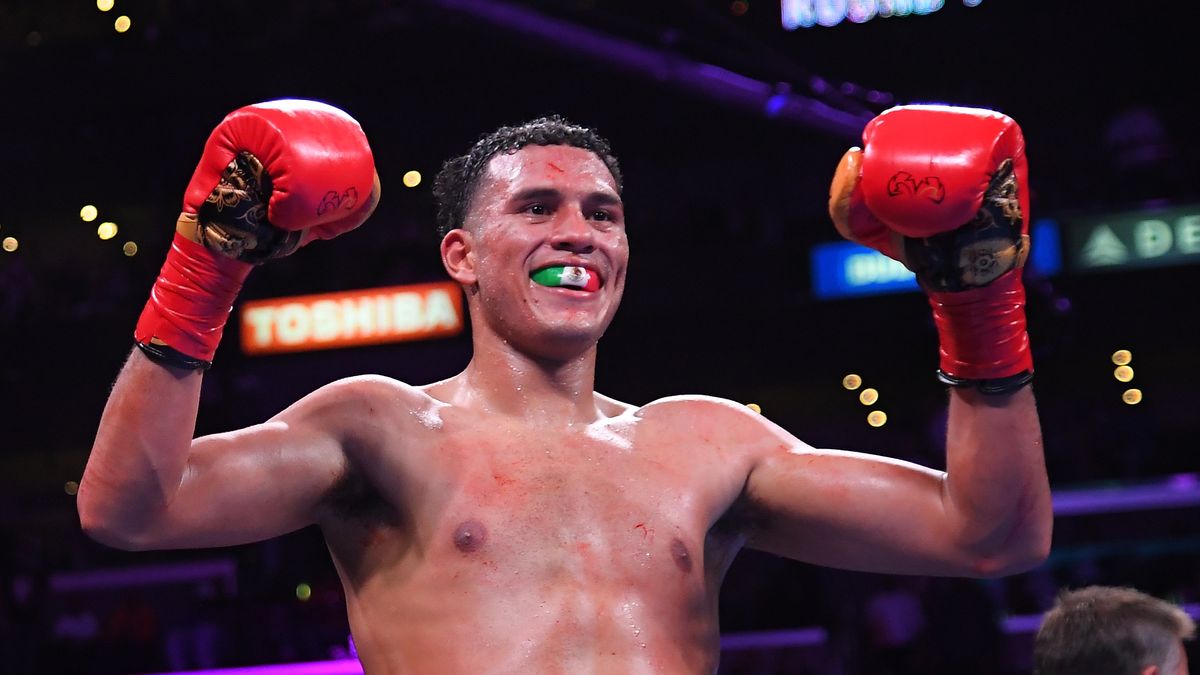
left=1034, top=585, right=1196, bottom=675
left=432, top=115, right=623, bottom=238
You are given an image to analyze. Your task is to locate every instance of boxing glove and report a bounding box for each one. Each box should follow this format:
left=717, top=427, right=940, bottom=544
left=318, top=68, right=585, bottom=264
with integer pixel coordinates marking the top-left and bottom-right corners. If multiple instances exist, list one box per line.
left=134, top=99, right=380, bottom=369
left=829, top=104, right=1032, bottom=393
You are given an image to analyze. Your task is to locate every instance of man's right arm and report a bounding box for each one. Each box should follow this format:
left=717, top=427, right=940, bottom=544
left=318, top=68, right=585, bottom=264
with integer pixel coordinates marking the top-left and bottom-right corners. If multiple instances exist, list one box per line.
left=78, top=349, right=352, bottom=550
left=78, top=99, right=380, bottom=551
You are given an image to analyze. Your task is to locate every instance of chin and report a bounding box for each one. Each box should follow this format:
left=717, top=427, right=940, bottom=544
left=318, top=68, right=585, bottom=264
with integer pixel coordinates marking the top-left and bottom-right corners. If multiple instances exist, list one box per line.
left=531, top=302, right=614, bottom=334
left=515, top=320, right=609, bottom=359
left=540, top=324, right=605, bottom=350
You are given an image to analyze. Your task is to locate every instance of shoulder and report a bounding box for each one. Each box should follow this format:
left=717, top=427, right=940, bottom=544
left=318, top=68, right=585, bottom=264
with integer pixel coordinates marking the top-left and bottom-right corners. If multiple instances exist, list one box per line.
left=275, top=374, right=443, bottom=437
left=592, top=393, right=760, bottom=426
left=636, top=394, right=762, bottom=421
left=593, top=391, right=640, bottom=418
left=635, top=394, right=811, bottom=455
left=302, top=374, right=435, bottom=408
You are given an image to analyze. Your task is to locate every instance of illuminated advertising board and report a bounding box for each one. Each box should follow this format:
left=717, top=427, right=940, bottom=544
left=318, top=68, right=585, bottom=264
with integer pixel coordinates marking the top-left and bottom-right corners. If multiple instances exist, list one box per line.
left=811, top=220, right=1061, bottom=300
left=240, top=281, right=464, bottom=355
left=1064, top=204, right=1200, bottom=273
left=781, top=0, right=981, bottom=30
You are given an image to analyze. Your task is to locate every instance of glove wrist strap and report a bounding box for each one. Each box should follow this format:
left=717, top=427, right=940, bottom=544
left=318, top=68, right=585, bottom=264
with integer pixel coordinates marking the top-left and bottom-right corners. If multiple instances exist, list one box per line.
left=135, top=340, right=213, bottom=371
left=937, top=369, right=1033, bottom=395
left=928, top=269, right=1033, bottom=383
left=133, top=232, right=253, bottom=368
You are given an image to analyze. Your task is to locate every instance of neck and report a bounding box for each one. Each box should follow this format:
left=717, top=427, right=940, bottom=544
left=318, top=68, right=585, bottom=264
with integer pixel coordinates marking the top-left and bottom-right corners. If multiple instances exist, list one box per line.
left=454, top=330, right=602, bottom=426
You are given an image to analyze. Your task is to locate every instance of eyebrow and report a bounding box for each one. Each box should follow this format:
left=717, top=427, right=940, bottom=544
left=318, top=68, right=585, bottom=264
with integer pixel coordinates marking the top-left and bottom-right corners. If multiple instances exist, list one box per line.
left=509, top=187, right=623, bottom=206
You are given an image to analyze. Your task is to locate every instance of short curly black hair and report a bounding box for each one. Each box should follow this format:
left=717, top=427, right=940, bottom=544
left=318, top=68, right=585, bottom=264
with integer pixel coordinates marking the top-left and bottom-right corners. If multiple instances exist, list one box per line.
left=432, top=115, right=623, bottom=237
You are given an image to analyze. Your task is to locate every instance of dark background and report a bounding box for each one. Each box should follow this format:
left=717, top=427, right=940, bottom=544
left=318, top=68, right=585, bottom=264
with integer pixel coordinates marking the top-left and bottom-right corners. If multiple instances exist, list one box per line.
left=2, top=1, right=1197, bottom=673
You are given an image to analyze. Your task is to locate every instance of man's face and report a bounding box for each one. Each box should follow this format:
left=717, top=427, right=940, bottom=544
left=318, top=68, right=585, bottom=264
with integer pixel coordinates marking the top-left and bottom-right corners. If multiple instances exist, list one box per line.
left=457, top=144, right=628, bottom=356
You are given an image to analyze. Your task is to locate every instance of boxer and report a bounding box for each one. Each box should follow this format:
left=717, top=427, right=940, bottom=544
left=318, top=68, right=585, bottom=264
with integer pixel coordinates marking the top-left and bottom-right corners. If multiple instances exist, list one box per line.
left=80, top=101, right=1052, bottom=673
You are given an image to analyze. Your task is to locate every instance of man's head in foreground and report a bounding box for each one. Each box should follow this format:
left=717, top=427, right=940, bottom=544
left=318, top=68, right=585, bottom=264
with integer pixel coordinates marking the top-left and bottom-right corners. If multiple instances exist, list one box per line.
left=433, top=116, right=628, bottom=359
left=1035, top=585, right=1195, bottom=675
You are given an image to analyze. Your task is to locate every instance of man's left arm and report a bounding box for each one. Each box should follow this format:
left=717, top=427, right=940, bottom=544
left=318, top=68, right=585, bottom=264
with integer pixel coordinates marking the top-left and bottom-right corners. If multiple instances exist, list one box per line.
left=740, top=105, right=1053, bottom=577
left=941, top=385, right=1049, bottom=574
left=740, top=385, right=1049, bottom=577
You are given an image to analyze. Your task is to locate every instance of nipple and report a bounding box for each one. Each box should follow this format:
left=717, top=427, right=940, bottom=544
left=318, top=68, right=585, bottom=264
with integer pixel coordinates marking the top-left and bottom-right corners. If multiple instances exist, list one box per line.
left=671, top=538, right=692, bottom=574
left=453, top=520, right=488, bottom=553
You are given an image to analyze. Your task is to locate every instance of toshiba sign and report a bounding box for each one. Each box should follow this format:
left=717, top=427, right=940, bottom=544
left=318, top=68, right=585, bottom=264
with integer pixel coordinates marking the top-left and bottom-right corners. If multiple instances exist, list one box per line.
left=240, top=281, right=464, bottom=355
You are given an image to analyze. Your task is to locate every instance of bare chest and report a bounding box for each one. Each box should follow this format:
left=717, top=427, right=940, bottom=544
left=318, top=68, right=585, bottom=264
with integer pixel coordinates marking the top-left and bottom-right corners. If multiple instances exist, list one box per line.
left=324, top=407, right=752, bottom=672
left=331, top=418, right=745, bottom=589
left=428, top=426, right=718, bottom=584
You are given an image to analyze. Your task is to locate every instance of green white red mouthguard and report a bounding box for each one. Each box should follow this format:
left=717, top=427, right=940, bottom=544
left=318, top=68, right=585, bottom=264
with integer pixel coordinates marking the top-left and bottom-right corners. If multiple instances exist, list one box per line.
left=530, top=265, right=600, bottom=291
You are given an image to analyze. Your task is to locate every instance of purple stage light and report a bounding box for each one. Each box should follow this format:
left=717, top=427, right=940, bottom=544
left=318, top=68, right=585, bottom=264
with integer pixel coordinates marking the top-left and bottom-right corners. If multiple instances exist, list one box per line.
left=1003, top=603, right=1200, bottom=635
left=145, top=628, right=833, bottom=675
left=145, top=658, right=364, bottom=675
left=50, top=559, right=237, bottom=594
left=431, top=0, right=868, bottom=137
left=1053, top=473, right=1200, bottom=516
left=144, top=604, right=1200, bottom=674
left=720, top=627, right=829, bottom=650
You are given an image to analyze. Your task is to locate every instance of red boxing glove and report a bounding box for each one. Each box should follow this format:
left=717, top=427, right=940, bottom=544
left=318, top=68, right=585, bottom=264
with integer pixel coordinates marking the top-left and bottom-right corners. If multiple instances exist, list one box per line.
left=829, top=104, right=1032, bottom=393
left=135, top=99, right=380, bottom=369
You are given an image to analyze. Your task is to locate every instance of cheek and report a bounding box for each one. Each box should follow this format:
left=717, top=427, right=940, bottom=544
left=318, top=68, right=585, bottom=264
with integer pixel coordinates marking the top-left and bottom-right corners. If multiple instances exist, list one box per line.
left=474, top=234, right=524, bottom=274
left=608, top=237, right=631, bottom=274
left=599, top=227, right=629, bottom=254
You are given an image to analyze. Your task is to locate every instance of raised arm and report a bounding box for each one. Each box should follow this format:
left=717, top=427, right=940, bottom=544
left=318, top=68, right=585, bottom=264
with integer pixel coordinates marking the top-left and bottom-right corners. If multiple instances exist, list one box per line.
left=78, top=100, right=380, bottom=550
left=80, top=354, right=362, bottom=549
left=742, top=387, right=1048, bottom=577
left=741, top=105, right=1051, bottom=577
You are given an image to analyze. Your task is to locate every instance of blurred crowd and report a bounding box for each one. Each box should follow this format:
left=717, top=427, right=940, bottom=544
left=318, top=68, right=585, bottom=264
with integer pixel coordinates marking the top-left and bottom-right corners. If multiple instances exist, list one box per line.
left=0, top=526, right=353, bottom=674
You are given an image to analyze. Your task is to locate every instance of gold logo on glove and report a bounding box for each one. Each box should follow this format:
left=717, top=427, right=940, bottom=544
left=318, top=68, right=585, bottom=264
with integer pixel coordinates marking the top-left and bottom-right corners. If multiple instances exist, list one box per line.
left=182, top=152, right=301, bottom=263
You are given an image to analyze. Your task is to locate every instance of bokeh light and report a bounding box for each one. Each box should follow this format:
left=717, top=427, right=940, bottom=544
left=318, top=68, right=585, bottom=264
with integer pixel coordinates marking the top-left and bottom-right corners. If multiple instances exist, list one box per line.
left=122, top=241, right=138, bottom=256
left=842, top=373, right=862, bottom=390
left=97, top=0, right=115, bottom=11
left=115, top=15, right=131, bottom=32
left=1112, top=349, right=1132, bottom=366
left=80, top=205, right=99, bottom=222
left=295, top=583, right=312, bottom=601
left=867, top=410, right=887, bottom=427
left=64, top=481, right=80, bottom=496
left=402, top=170, right=422, bottom=188
left=745, top=403, right=761, bottom=414
left=98, top=222, right=119, bottom=239
left=2, top=236, right=18, bottom=252
left=1114, top=365, right=1134, bottom=382
left=858, top=388, right=879, bottom=406
left=1122, top=389, right=1143, bottom=405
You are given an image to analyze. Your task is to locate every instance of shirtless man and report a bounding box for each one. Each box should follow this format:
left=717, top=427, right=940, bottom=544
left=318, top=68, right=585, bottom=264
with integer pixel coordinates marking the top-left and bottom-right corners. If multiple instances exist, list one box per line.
left=79, top=100, right=1052, bottom=674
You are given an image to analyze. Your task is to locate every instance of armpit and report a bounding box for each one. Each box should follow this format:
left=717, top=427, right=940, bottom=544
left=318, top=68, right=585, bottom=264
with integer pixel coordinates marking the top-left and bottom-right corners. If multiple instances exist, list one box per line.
left=324, top=464, right=397, bottom=525
left=711, top=492, right=767, bottom=541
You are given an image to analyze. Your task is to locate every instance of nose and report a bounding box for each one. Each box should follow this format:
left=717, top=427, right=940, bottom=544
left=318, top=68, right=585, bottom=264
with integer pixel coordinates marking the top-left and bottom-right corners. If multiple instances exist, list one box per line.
left=549, top=209, right=595, bottom=253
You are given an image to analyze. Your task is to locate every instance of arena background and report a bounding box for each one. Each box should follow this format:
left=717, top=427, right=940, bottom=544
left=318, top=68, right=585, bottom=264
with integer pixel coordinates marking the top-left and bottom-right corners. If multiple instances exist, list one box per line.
left=2, top=1, right=1198, bottom=673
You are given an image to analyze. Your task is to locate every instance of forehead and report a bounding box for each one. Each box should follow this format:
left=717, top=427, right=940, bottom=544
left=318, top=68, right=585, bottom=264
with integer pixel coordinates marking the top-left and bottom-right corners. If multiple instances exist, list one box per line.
left=478, top=144, right=618, bottom=200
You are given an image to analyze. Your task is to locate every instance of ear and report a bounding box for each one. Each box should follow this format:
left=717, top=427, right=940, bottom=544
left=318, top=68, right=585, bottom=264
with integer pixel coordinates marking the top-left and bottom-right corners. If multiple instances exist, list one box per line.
left=1140, top=665, right=1158, bottom=675
left=441, top=228, right=478, bottom=286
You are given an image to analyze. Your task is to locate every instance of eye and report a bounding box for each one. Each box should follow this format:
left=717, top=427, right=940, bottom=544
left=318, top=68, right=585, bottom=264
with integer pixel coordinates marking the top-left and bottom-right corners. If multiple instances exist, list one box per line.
left=526, top=203, right=548, bottom=216
left=590, top=210, right=611, bottom=221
